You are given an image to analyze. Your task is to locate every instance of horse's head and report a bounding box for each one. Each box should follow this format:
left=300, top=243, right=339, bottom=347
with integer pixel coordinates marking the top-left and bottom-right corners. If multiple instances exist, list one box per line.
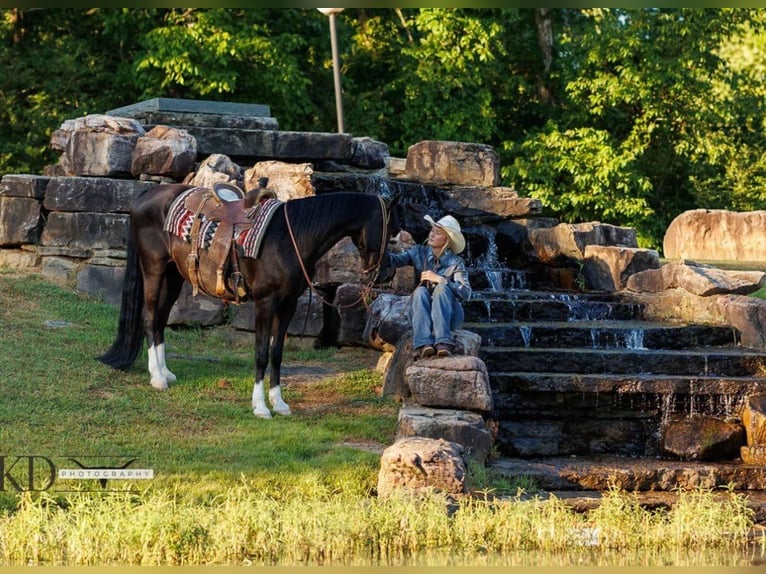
left=357, top=192, right=401, bottom=286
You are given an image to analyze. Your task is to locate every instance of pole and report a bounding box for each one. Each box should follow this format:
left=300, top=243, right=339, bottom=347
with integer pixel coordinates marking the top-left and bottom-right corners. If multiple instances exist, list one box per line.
left=328, top=12, right=344, bottom=134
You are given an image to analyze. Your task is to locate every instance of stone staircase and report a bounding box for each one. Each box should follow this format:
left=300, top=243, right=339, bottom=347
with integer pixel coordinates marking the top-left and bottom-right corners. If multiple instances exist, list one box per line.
left=462, top=270, right=766, bottom=492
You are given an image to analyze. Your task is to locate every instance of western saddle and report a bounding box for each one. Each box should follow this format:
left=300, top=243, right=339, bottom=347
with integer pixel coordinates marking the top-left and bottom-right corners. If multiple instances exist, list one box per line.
left=183, top=180, right=276, bottom=301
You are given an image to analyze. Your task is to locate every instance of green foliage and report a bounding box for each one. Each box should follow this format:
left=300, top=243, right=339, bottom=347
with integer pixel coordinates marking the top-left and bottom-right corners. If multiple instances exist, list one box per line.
left=3, top=8, right=766, bottom=250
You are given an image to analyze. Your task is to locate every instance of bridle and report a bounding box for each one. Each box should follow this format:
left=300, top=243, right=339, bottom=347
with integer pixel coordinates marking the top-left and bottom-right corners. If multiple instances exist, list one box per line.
left=284, top=194, right=389, bottom=310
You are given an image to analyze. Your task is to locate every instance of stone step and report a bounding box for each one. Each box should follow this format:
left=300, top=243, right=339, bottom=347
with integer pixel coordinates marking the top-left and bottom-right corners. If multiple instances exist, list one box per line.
left=480, top=346, right=766, bottom=377
left=464, top=297, right=645, bottom=323
left=489, top=371, right=766, bottom=396
left=489, top=455, right=766, bottom=492
left=464, top=320, right=740, bottom=349
left=467, top=269, right=530, bottom=291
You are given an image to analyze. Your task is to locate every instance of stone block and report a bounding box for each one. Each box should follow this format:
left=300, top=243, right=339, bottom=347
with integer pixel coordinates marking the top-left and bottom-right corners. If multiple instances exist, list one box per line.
left=377, top=436, right=466, bottom=499
left=664, top=209, right=766, bottom=261
left=405, top=140, right=499, bottom=187
left=131, top=125, right=197, bottom=180
left=0, top=174, right=50, bottom=199
left=0, top=248, right=39, bottom=269
left=40, top=212, right=129, bottom=252
left=76, top=264, right=125, bottom=305
left=741, top=393, right=766, bottom=446
left=244, top=160, right=314, bottom=201
left=661, top=414, right=745, bottom=461
left=0, top=197, right=42, bottom=246
left=43, top=177, right=153, bottom=213
left=405, top=355, right=493, bottom=413
left=396, top=406, right=494, bottom=464
left=583, top=245, right=660, bottom=291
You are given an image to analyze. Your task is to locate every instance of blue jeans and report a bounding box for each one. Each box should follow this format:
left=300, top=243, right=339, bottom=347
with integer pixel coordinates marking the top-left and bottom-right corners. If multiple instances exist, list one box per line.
left=411, top=284, right=464, bottom=349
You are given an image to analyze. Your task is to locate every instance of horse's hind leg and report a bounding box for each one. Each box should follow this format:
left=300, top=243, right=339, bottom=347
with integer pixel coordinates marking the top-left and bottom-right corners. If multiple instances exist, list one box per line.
left=152, top=266, right=185, bottom=385
left=143, top=262, right=184, bottom=390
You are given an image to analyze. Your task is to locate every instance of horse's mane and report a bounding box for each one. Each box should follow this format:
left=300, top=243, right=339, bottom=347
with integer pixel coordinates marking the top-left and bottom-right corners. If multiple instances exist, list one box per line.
left=287, top=192, right=379, bottom=247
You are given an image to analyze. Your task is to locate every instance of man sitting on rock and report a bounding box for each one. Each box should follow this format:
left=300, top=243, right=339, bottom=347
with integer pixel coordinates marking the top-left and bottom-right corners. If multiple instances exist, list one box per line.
left=382, top=214, right=472, bottom=359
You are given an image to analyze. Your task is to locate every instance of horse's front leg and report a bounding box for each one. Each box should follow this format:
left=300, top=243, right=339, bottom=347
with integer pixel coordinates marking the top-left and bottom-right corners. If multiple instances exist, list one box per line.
left=266, top=300, right=298, bottom=416
left=251, top=300, right=274, bottom=419
left=267, top=313, right=292, bottom=416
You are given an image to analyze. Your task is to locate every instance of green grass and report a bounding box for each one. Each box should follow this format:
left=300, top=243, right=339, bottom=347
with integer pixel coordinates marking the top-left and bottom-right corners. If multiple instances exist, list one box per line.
left=0, top=269, right=763, bottom=566
left=0, top=269, right=398, bottom=504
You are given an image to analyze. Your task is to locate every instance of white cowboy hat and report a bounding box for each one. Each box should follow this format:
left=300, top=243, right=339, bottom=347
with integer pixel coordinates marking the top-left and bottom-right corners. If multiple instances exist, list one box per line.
left=424, top=214, right=466, bottom=254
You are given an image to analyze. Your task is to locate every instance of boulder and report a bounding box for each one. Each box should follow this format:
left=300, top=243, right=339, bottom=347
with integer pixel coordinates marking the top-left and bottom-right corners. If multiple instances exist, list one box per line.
left=185, top=154, right=244, bottom=188
left=405, top=355, right=494, bottom=413
left=396, top=406, right=494, bottom=464
left=583, top=245, right=660, bottom=291
left=131, top=125, right=197, bottom=180
left=244, top=160, right=315, bottom=200
left=0, top=197, right=42, bottom=246
left=661, top=415, right=745, bottom=461
left=664, top=209, right=766, bottom=261
left=382, top=330, right=482, bottom=399
left=741, top=393, right=766, bottom=446
left=528, top=222, right=637, bottom=264
left=377, top=436, right=466, bottom=499
left=405, top=140, right=499, bottom=187
left=52, top=114, right=146, bottom=177
left=626, top=261, right=766, bottom=296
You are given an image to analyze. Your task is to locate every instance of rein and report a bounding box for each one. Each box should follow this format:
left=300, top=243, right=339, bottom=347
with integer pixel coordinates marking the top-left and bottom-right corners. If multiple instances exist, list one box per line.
left=284, top=195, right=389, bottom=310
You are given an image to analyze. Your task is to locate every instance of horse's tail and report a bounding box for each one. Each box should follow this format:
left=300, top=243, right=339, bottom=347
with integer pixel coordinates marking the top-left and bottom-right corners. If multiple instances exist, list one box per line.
left=97, top=227, right=145, bottom=370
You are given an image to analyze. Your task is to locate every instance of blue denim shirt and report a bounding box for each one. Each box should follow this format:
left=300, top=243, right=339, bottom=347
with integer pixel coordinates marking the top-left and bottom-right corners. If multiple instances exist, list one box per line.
left=384, top=244, right=472, bottom=301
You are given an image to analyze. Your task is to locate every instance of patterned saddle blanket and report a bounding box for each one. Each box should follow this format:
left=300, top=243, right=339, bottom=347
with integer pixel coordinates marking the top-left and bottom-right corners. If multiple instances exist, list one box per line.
left=164, top=186, right=282, bottom=259
left=163, top=185, right=283, bottom=299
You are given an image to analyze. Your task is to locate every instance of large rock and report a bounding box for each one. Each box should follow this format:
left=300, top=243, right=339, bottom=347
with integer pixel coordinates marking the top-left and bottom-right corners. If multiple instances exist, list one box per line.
left=227, top=290, right=325, bottom=337
left=131, top=125, right=197, bottom=180
left=335, top=283, right=370, bottom=346
left=661, top=415, right=745, bottom=461
left=405, top=355, right=494, bottom=413
left=445, top=186, right=542, bottom=218
left=0, top=174, right=50, bottom=199
left=583, top=245, right=660, bottom=291
left=185, top=153, right=244, bottom=188
left=167, top=282, right=226, bottom=327
left=664, top=209, right=766, bottom=261
left=363, top=293, right=412, bottom=351
left=405, top=141, right=500, bottom=187
left=40, top=211, right=129, bottom=253
left=627, top=261, right=766, bottom=297
left=51, top=114, right=146, bottom=178
left=396, top=406, right=494, bottom=464
left=377, top=436, right=466, bottom=499
left=741, top=393, right=766, bottom=447
left=0, top=197, right=42, bottom=246
left=382, top=330, right=482, bottom=399
left=43, top=177, right=153, bottom=213
left=528, top=222, right=637, bottom=264
left=314, top=237, right=362, bottom=284
left=244, top=160, right=315, bottom=200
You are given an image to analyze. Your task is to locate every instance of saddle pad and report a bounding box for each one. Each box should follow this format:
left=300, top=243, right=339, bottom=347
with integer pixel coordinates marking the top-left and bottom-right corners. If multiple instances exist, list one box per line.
left=163, top=188, right=283, bottom=259
left=236, top=198, right=283, bottom=258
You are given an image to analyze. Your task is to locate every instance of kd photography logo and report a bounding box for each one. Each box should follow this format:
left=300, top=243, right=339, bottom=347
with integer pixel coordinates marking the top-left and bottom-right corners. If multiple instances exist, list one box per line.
left=0, top=455, right=154, bottom=492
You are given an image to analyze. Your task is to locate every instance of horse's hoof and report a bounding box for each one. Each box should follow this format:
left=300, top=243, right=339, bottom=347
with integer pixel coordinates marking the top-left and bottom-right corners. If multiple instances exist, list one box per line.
left=163, top=371, right=177, bottom=384
left=253, top=408, right=272, bottom=419
left=151, top=378, right=168, bottom=390
left=273, top=405, right=292, bottom=416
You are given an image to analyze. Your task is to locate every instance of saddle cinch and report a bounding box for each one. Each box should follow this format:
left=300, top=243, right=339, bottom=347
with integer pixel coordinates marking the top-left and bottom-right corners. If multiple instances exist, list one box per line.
left=183, top=182, right=273, bottom=302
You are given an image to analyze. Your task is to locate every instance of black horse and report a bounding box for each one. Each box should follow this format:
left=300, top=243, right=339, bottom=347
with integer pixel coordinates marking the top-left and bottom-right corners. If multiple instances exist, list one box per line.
left=98, top=183, right=396, bottom=418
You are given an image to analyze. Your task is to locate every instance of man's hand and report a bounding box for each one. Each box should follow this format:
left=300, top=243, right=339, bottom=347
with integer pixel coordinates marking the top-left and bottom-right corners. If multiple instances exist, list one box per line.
left=420, top=270, right=445, bottom=285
